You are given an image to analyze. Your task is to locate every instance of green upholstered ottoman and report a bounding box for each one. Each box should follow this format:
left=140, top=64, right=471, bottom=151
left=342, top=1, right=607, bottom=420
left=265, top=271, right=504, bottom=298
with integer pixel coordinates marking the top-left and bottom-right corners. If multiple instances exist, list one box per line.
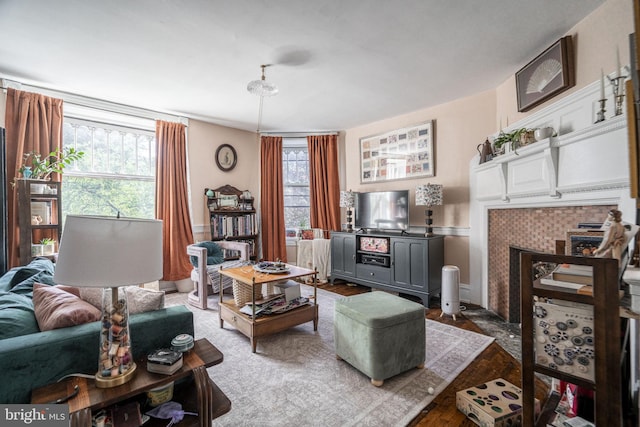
left=334, top=291, right=426, bottom=386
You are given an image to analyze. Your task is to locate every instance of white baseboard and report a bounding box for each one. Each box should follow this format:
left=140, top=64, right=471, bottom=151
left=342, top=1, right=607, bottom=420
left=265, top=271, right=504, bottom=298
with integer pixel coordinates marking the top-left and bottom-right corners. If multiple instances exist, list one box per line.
left=459, top=283, right=472, bottom=304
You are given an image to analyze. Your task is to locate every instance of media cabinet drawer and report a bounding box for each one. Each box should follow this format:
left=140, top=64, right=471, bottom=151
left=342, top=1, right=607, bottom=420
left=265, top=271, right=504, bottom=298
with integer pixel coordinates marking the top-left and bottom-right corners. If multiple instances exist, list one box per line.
left=356, top=264, right=391, bottom=283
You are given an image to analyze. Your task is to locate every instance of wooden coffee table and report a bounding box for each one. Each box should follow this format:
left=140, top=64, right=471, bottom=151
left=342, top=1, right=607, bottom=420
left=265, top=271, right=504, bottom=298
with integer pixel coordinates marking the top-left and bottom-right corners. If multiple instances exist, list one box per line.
left=31, top=339, right=230, bottom=427
left=218, top=263, right=318, bottom=352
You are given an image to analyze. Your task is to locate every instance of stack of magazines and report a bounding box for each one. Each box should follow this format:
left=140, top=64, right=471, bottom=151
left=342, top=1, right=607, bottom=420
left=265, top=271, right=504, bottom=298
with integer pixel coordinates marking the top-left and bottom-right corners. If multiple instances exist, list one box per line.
left=147, top=348, right=183, bottom=375
left=239, top=294, right=310, bottom=318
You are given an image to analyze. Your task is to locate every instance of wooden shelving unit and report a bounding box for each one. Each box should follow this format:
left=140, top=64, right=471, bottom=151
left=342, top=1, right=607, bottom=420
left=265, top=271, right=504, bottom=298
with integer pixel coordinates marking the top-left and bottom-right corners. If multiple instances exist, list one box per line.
left=205, top=184, right=257, bottom=259
left=17, top=179, right=62, bottom=265
left=520, top=252, right=621, bottom=425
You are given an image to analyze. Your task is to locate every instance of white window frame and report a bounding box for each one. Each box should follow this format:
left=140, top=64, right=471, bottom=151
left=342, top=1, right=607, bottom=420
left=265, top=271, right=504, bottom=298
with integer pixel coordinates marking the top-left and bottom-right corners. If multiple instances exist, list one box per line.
left=61, top=107, right=158, bottom=220
left=282, top=137, right=310, bottom=244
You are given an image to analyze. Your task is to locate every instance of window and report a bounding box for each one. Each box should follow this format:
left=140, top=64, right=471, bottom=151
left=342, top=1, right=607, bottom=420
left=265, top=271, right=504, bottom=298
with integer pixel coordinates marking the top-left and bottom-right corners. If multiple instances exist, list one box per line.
left=61, top=117, right=156, bottom=221
left=282, top=138, right=310, bottom=231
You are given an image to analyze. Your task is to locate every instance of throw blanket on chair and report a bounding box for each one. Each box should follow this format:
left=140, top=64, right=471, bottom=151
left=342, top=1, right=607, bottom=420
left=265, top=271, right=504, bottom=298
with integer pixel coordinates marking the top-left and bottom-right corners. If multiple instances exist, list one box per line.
left=296, top=238, right=331, bottom=282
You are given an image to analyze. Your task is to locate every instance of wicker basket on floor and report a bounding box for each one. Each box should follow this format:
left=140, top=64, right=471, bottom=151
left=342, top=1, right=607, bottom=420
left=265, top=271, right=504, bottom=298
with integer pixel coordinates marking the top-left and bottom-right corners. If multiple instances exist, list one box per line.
left=232, top=280, right=263, bottom=307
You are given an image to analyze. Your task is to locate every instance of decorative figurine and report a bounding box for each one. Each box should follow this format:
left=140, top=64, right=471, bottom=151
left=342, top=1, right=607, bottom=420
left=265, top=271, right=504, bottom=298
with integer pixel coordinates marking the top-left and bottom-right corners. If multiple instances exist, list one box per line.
left=593, top=209, right=626, bottom=263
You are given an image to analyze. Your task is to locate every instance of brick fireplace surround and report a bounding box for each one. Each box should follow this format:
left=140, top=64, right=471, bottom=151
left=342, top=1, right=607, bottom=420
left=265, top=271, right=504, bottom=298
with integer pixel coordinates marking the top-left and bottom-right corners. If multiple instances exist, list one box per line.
left=488, top=205, right=614, bottom=322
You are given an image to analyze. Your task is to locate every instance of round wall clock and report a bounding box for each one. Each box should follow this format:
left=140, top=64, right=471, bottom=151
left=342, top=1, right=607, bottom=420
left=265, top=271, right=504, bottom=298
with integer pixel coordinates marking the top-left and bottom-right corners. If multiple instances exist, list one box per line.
left=215, top=144, right=237, bottom=172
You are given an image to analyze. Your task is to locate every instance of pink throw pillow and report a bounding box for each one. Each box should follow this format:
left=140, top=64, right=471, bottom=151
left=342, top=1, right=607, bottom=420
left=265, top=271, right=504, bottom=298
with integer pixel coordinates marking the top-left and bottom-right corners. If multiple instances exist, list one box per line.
left=33, top=283, right=101, bottom=331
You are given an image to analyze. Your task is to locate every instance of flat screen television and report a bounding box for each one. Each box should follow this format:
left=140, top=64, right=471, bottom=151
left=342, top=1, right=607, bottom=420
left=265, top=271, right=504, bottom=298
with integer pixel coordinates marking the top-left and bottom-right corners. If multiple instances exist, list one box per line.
left=354, top=190, right=409, bottom=231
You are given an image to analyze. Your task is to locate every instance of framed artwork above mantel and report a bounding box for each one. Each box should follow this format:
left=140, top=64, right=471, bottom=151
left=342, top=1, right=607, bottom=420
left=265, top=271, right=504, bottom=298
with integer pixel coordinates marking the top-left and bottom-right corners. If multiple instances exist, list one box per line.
left=516, top=36, right=575, bottom=112
left=359, top=120, right=434, bottom=184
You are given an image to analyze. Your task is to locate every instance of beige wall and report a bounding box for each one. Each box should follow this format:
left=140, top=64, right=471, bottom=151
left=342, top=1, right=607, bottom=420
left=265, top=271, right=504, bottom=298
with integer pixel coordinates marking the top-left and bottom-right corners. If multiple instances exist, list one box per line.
left=343, top=90, right=496, bottom=283
left=186, top=119, right=259, bottom=240
left=345, top=90, right=497, bottom=227
left=496, top=0, right=633, bottom=126
left=342, top=0, right=633, bottom=285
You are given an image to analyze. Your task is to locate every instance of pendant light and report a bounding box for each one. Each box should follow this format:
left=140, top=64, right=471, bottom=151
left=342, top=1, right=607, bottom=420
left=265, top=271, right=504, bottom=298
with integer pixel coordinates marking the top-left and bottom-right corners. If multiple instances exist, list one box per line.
left=247, top=64, right=278, bottom=97
left=247, top=64, right=278, bottom=133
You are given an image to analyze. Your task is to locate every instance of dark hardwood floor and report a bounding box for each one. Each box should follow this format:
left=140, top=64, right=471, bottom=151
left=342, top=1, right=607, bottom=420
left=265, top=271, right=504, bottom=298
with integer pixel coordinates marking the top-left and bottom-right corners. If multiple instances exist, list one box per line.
left=317, top=282, right=550, bottom=426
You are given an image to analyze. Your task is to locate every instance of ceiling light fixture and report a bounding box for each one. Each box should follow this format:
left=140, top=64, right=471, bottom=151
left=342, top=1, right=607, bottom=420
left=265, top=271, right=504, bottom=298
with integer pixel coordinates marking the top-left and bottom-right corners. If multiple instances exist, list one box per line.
left=247, top=64, right=278, bottom=133
left=247, top=64, right=278, bottom=97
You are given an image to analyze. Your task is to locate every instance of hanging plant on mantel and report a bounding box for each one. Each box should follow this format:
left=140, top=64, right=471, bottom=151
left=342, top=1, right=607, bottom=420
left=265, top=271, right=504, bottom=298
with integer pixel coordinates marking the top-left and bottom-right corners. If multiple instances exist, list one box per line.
left=12, top=147, right=84, bottom=187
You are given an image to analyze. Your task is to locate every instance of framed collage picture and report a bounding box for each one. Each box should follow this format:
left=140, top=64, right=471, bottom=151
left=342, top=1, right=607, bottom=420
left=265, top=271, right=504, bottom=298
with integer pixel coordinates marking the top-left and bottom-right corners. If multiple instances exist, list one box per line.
left=359, top=120, right=434, bottom=184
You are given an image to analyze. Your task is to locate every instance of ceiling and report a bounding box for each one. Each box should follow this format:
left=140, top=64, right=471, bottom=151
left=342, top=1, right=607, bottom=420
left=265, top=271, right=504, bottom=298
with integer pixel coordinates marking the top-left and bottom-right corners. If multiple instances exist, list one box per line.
left=0, top=0, right=605, bottom=133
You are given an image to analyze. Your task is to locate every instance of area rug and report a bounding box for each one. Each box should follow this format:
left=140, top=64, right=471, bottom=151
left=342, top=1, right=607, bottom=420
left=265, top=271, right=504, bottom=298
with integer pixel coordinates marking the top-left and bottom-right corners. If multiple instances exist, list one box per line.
left=165, top=286, right=494, bottom=427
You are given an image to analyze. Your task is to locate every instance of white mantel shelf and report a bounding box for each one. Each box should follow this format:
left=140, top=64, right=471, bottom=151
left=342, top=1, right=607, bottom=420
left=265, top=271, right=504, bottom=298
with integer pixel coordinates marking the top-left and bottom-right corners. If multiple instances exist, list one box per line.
left=468, top=77, right=636, bottom=308
left=472, top=115, right=628, bottom=204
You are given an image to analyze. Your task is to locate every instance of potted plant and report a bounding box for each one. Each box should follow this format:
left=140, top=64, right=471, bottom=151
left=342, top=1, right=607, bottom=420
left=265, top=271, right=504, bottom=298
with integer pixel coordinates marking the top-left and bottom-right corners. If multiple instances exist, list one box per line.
left=40, top=238, right=56, bottom=255
left=492, top=131, right=513, bottom=155
left=13, top=147, right=84, bottom=187
left=492, top=128, right=534, bottom=155
left=515, top=128, right=535, bottom=146
left=31, top=243, right=44, bottom=257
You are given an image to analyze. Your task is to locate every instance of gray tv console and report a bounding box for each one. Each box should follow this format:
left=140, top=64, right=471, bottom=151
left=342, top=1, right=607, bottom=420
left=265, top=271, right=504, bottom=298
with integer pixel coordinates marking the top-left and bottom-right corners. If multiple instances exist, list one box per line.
left=330, top=231, right=444, bottom=308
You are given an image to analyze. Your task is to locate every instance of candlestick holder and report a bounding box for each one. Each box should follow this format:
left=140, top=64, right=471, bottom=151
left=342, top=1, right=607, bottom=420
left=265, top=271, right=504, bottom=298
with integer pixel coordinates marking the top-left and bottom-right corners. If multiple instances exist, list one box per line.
left=595, top=98, right=607, bottom=123
left=608, top=72, right=628, bottom=116
left=615, top=92, right=625, bottom=116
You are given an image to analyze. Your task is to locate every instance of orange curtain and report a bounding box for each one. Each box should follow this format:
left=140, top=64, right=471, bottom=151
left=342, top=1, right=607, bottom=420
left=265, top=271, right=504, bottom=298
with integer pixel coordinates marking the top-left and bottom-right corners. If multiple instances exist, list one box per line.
left=155, top=120, right=194, bottom=281
left=260, top=135, right=287, bottom=261
left=307, top=134, right=341, bottom=237
left=5, top=88, right=63, bottom=268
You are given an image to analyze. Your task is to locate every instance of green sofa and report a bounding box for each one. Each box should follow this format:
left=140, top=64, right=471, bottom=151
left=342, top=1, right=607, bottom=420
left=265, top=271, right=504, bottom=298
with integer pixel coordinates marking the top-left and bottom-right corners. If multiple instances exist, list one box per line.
left=0, top=258, right=194, bottom=403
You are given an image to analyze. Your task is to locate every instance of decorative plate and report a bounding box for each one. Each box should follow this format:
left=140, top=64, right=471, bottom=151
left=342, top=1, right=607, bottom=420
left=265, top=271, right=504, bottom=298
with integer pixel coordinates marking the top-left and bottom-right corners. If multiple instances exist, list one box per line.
left=253, top=261, right=290, bottom=274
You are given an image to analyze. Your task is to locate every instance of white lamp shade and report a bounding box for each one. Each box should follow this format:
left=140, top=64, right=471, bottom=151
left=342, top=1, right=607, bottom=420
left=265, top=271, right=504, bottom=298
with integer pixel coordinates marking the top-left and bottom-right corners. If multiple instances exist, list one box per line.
left=54, top=215, right=163, bottom=288
left=415, top=184, right=443, bottom=207
left=339, top=190, right=355, bottom=208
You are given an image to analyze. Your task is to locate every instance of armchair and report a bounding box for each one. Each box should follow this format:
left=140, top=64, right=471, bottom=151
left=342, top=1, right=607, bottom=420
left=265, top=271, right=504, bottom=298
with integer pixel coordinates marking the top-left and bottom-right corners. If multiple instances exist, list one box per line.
left=187, top=241, right=251, bottom=309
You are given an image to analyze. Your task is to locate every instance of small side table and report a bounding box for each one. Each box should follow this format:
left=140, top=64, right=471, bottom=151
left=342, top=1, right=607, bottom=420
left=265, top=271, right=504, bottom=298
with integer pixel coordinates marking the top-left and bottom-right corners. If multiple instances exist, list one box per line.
left=31, top=339, right=230, bottom=427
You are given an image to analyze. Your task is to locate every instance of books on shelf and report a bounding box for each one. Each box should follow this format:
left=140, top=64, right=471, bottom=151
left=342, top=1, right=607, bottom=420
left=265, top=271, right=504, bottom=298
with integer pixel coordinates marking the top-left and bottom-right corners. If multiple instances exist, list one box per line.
left=211, top=214, right=257, bottom=238
left=539, top=276, right=593, bottom=295
left=551, top=264, right=593, bottom=285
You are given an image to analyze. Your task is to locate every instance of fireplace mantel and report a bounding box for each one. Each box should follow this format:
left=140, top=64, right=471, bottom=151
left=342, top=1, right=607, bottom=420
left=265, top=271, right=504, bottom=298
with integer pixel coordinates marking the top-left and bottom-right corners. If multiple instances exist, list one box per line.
left=468, top=79, right=636, bottom=307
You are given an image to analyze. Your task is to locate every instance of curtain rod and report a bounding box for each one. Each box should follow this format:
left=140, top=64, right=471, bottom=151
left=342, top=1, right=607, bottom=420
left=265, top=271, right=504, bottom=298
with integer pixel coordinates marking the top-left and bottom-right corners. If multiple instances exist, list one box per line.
left=260, top=131, right=339, bottom=137
left=0, top=79, right=188, bottom=125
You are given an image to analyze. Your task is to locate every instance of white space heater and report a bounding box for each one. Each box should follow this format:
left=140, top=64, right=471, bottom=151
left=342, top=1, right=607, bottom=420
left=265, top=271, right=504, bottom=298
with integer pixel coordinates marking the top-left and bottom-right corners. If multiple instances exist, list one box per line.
left=440, top=265, right=460, bottom=320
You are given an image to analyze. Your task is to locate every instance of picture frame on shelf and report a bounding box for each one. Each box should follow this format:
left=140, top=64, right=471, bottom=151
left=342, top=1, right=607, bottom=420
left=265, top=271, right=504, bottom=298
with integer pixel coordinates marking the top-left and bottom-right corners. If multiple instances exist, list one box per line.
left=359, top=120, right=434, bottom=184
left=566, top=230, right=604, bottom=257
left=516, top=36, right=575, bottom=112
left=217, top=194, right=239, bottom=209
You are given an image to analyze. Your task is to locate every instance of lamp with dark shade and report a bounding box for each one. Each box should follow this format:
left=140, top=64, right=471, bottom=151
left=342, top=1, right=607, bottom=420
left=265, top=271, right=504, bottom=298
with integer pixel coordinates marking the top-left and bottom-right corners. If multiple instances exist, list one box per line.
left=339, top=190, right=355, bottom=232
left=415, top=184, right=443, bottom=237
left=53, top=215, right=163, bottom=388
